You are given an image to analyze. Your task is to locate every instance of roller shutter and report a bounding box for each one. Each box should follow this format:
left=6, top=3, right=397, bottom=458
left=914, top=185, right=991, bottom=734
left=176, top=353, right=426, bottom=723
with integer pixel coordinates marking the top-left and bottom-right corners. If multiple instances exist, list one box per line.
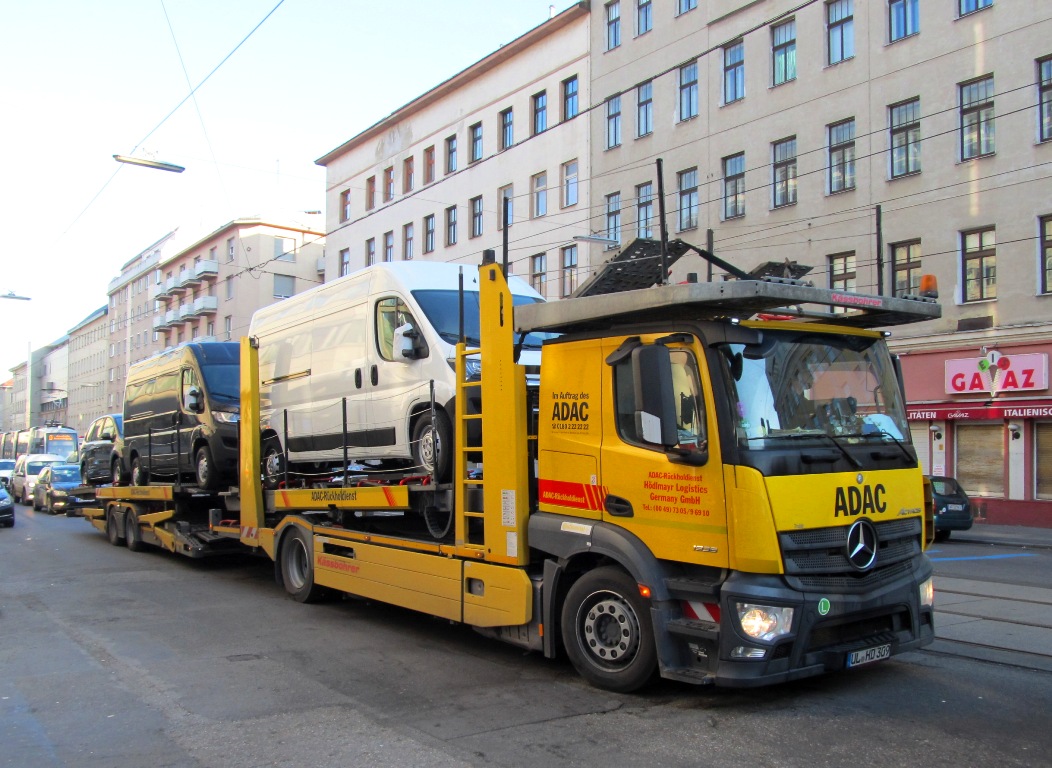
left=909, top=424, right=931, bottom=476
left=1036, top=423, right=1052, bottom=499
left=954, top=423, right=1003, bottom=497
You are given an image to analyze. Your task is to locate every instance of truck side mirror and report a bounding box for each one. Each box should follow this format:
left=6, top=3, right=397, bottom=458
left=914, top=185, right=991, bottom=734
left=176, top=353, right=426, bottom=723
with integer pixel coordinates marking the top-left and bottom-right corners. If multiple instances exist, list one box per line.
left=632, top=345, right=679, bottom=449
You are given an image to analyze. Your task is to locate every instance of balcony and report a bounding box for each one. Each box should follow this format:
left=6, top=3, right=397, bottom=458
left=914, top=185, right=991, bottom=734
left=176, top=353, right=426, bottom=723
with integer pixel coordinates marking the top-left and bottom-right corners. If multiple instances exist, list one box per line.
left=151, top=281, right=169, bottom=301
left=194, top=259, right=220, bottom=281
left=178, top=269, right=202, bottom=289
left=192, top=296, right=218, bottom=316
left=178, top=303, right=194, bottom=320
left=166, top=275, right=185, bottom=295
left=152, top=315, right=167, bottom=331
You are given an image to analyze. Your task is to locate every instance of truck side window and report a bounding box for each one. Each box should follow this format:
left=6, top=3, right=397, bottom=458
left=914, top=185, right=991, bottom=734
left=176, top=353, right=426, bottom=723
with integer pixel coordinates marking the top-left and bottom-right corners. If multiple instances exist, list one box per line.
left=376, top=297, right=417, bottom=361
left=613, top=347, right=705, bottom=452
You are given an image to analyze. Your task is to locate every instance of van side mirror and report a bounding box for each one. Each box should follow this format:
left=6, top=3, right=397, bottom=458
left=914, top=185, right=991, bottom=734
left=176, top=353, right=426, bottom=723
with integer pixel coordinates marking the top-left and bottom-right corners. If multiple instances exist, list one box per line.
left=394, top=323, right=426, bottom=361
left=186, top=386, right=204, bottom=413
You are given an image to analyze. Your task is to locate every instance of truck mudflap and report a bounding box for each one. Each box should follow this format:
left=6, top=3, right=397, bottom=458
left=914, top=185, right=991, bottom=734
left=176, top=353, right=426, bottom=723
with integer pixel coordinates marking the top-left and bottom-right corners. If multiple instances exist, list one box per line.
left=660, top=554, right=935, bottom=688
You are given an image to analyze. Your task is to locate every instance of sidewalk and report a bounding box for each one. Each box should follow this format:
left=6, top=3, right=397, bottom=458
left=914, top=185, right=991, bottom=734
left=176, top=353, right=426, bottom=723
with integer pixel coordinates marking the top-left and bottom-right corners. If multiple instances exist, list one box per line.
left=951, top=522, right=1052, bottom=550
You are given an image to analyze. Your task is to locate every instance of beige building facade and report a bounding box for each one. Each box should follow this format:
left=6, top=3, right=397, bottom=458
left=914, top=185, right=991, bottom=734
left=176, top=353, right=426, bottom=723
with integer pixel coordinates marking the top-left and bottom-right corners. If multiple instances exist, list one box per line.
left=317, top=3, right=593, bottom=299
left=66, top=306, right=109, bottom=433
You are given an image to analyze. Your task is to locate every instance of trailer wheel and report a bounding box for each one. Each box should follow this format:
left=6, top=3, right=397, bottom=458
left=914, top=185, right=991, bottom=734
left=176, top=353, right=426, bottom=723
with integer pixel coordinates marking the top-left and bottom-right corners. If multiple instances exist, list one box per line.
left=280, top=527, right=327, bottom=603
left=262, top=438, right=284, bottom=490
left=131, top=457, right=149, bottom=487
left=106, top=508, right=125, bottom=546
left=125, top=508, right=144, bottom=552
left=195, top=446, right=217, bottom=491
left=560, top=566, right=657, bottom=693
left=411, top=411, right=452, bottom=481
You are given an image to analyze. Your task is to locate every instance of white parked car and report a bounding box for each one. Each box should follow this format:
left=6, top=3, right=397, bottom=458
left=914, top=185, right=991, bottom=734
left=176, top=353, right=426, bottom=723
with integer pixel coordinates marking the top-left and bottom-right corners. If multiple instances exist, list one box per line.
left=10, top=454, right=65, bottom=505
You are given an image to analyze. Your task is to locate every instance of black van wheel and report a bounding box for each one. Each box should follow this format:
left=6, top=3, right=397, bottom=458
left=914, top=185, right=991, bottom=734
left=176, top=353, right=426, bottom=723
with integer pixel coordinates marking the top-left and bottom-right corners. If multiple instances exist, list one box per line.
left=412, top=411, right=452, bottom=481
left=262, top=438, right=284, bottom=490
left=111, top=458, right=126, bottom=486
left=131, top=457, right=149, bottom=487
left=195, top=446, right=218, bottom=491
left=280, top=527, right=328, bottom=603
left=81, top=464, right=91, bottom=487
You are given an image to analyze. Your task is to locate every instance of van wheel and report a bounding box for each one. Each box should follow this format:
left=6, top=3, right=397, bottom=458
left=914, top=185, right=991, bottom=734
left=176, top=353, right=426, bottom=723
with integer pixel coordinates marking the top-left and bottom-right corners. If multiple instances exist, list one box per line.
left=412, top=411, right=452, bottom=481
left=195, top=446, right=218, bottom=491
left=262, top=438, right=284, bottom=490
left=560, top=566, right=657, bottom=693
left=131, top=457, right=149, bottom=487
left=111, top=458, right=126, bottom=486
left=81, top=464, right=91, bottom=487
left=280, top=527, right=327, bottom=603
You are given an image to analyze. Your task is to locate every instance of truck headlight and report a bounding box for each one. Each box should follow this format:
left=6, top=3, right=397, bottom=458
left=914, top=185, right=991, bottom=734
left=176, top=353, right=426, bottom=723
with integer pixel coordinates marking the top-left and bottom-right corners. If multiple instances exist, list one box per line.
left=919, top=577, right=934, bottom=608
left=736, top=603, right=794, bottom=641
left=212, top=411, right=240, bottom=424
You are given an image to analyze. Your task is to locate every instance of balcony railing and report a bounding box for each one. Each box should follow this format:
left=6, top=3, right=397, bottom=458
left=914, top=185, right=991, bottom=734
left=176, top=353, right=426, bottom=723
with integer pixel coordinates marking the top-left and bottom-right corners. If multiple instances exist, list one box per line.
left=192, top=296, right=218, bottom=316
left=178, top=303, right=194, bottom=320
left=166, top=276, right=185, bottom=295
left=194, top=259, right=220, bottom=280
left=178, top=269, right=201, bottom=289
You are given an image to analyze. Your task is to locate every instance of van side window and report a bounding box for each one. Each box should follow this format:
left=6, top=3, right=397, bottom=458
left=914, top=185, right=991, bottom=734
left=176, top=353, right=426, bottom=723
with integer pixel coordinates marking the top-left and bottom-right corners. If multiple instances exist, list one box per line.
left=181, top=368, right=199, bottom=410
left=375, top=297, right=417, bottom=361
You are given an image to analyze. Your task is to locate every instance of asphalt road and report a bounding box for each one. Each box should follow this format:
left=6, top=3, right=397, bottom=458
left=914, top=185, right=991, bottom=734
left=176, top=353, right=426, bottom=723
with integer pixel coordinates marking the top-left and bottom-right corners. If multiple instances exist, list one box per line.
left=2, top=508, right=1051, bottom=768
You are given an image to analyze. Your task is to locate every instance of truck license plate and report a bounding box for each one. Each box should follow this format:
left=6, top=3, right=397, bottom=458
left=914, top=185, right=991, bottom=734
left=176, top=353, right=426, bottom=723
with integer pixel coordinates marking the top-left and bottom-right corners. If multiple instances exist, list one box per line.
left=847, top=644, right=891, bottom=668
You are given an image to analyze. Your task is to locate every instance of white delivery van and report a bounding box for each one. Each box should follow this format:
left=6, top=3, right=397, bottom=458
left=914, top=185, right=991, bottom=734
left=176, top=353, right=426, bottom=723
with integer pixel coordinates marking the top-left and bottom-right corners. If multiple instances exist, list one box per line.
left=249, top=261, right=548, bottom=485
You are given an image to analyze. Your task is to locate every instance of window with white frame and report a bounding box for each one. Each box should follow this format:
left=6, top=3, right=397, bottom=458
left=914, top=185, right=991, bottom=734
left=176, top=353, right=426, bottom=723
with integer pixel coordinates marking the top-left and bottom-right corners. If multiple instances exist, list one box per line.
left=892, top=240, right=922, bottom=297
left=562, top=160, right=579, bottom=207
left=828, top=118, right=856, bottom=193
left=606, top=192, right=621, bottom=245
left=636, top=182, right=653, bottom=238
left=499, top=185, right=513, bottom=230
left=470, top=196, right=484, bottom=237
left=637, top=0, right=651, bottom=35
left=606, top=95, right=622, bottom=148
left=606, top=1, right=621, bottom=50
left=561, top=245, right=578, bottom=297
left=532, top=172, right=547, bottom=218
left=273, top=274, right=295, bottom=299
left=960, top=76, right=995, bottom=159
left=890, top=98, right=921, bottom=177
left=679, top=61, right=698, bottom=120
left=637, top=81, right=653, bottom=136
left=889, top=0, right=918, bottom=42
left=724, top=41, right=744, bottom=104
left=772, top=20, right=796, bottom=86
left=531, top=253, right=547, bottom=295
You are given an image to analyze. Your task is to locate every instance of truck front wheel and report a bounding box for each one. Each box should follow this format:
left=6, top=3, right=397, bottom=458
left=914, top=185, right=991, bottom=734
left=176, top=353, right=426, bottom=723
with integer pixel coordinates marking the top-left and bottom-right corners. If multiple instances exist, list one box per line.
left=561, top=566, right=657, bottom=693
left=280, top=527, right=327, bottom=603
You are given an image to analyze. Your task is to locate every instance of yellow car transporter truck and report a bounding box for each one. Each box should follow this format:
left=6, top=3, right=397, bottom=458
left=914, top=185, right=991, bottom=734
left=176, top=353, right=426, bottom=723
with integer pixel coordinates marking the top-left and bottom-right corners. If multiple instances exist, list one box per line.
left=85, top=249, right=940, bottom=692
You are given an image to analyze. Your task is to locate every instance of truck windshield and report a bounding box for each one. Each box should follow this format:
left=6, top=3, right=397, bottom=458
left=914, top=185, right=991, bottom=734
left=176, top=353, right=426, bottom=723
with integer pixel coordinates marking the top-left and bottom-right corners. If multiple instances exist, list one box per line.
left=717, top=329, right=909, bottom=448
left=412, top=290, right=558, bottom=349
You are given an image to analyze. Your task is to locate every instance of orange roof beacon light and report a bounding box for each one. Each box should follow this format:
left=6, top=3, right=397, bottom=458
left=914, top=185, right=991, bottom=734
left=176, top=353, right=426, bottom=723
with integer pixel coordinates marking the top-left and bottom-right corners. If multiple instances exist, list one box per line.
left=919, top=274, right=939, bottom=299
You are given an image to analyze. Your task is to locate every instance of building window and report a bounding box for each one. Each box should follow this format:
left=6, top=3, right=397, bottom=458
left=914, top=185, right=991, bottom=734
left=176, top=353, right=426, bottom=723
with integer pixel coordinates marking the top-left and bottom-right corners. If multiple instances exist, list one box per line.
left=470, top=196, right=484, bottom=238
left=606, top=95, right=622, bottom=149
left=531, top=253, right=547, bottom=295
left=499, top=185, right=513, bottom=229
left=423, top=146, right=436, bottom=185
left=606, top=1, right=621, bottom=50
left=424, top=215, right=436, bottom=254
left=723, top=153, right=745, bottom=219
left=445, top=135, right=458, bottom=174
left=383, top=231, right=394, bottom=262
left=403, top=223, right=414, bottom=260
left=829, top=118, right=856, bottom=193
left=960, top=76, right=995, bottom=159
left=828, top=253, right=856, bottom=307
left=1040, top=216, right=1052, bottom=294
left=275, top=238, right=294, bottom=262
left=959, top=0, right=992, bottom=16
left=962, top=227, right=996, bottom=301
left=1040, top=58, right=1052, bottom=143
left=445, top=206, right=458, bottom=246
left=224, top=316, right=232, bottom=341
left=500, top=108, right=514, bottom=151
left=227, top=237, right=235, bottom=262
left=637, top=0, right=652, bottom=35
left=773, top=137, right=797, bottom=208
left=225, top=275, right=234, bottom=299
left=636, top=182, right=653, bottom=238
left=365, top=176, right=376, bottom=210
left=678, top=0, right=697, bottom=13
left=890, top=98, right=921, bottom=178
left=679, top=61, right=698, bottom=120
left=382, top=167, right=394, bottom=202
left=724, top=41, right=745, bottom=104
left=532, top=172, right=548, bottom=218
left=772, top=20, right=796, bottom=86
left=892, top=240, right=922, bottom=297
left=532, top=91, right=547, bottom=135
left=827, top=0, right=854, bottom=65
left=561, top=245, right=578, bottom=297
left=402, top=157, right=414, bottom=193
left=606, top=192, right=621, bottom=245
left=637, top=81, right=653, bottom=137
left=339, top=189, right=351, bottom=223
left=469, top=123, right=483, bottom=163
left=366, top=238, right=376, bottom=266
left=339, top=248, right=351, bottom=276
left=273, top=274, right=295, bottom=299
left=562, top=160, right=579, bottom=207
left=889, top=0, right=918, bottom=42
left=563, top=76, right=579, bottom=121
left=678, top=168, right=698, bottom=231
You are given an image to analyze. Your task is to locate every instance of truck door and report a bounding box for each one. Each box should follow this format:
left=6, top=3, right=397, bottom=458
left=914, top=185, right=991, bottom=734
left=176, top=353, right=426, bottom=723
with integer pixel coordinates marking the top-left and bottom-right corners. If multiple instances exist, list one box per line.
left=599, top=336, right=729, bottom=568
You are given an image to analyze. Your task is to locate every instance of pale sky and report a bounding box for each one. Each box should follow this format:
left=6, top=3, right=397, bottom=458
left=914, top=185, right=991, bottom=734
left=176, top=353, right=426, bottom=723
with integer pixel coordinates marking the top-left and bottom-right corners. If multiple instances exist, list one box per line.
left=0, top=0, right=576, bottom=376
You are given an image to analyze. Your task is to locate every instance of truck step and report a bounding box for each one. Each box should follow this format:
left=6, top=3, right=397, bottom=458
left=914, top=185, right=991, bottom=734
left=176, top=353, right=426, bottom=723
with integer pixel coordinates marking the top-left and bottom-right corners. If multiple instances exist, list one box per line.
left=666, top=617, right=719, bottom=641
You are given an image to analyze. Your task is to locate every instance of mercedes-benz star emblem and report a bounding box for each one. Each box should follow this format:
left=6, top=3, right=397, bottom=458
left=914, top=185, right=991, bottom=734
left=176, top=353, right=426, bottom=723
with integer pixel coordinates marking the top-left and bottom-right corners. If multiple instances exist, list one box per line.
left=846, top=518, right=878, bottom=571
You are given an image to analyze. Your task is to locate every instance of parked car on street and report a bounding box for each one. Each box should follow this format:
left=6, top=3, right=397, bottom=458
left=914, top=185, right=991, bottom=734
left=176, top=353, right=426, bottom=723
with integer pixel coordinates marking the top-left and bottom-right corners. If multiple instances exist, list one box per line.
left=10, top=454, right=65, bottom=505
left=0, top=458, right=14, bottom=488
left=0, top=486, right=13, bottom=527
left=929, top=475, right=974, bottom=541
left=32, top=464, right=87, bottom=515
left=79, top=413, right=125, bottom=485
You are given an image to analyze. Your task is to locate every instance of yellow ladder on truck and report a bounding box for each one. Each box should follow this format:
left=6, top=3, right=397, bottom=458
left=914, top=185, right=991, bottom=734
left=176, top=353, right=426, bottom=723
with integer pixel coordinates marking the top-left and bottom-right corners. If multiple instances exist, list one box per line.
left=453, top=261, right=530, bottom=566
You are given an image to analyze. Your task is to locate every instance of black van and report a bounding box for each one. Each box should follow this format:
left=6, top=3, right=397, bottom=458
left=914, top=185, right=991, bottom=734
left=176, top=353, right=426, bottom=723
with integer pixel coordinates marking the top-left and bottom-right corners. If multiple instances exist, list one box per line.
left=121, top=342, right=241, bottom=490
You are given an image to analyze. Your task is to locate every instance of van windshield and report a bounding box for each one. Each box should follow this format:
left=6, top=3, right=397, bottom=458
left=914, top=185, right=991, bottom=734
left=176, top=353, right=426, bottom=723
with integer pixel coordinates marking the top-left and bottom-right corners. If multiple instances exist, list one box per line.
left=411, top=290, right=558, bottom=349
left=200, top=365, right=241, bottom=401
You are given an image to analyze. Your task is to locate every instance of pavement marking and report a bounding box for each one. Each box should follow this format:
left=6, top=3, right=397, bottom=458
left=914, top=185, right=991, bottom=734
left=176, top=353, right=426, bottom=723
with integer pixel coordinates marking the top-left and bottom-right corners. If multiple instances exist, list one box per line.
left=929, top=553, right=1038, bottom=562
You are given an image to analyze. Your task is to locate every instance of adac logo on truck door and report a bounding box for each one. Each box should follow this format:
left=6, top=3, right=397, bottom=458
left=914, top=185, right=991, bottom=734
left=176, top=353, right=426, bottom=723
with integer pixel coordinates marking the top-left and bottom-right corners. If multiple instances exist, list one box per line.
left=550, top=390, right=590, bottom=432
left=834, top=474, right=887, bottom=517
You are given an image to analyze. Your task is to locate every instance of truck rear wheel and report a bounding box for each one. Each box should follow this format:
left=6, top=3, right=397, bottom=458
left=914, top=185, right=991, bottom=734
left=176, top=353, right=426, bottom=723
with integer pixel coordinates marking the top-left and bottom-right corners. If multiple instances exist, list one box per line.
left=560, top=566, right=657, bottom=693
left=412, top=411, right=452, bottom=481
left=106, top=508, right=125, bottom=546
left=125, top=509, right=144, bottom=552
left=280, top=527, right=327, bottom=603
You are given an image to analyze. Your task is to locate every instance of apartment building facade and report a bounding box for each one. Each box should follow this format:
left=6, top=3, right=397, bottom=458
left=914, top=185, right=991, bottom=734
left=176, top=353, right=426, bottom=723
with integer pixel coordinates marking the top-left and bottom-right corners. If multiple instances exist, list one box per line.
left=66, top=306, right=109, bottom=433
left=586, top=0, right=1052, bottom=524
left=317, top=2, right=592, bottom=299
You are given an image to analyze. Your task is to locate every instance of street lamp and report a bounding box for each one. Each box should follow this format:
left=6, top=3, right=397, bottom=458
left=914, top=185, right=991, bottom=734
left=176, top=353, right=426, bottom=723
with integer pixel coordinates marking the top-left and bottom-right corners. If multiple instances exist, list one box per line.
left=1, top=291, right=31, bottom=301
left=572, top=234, right=620, bottom=246
left=113, top=155, right=185, bottom=173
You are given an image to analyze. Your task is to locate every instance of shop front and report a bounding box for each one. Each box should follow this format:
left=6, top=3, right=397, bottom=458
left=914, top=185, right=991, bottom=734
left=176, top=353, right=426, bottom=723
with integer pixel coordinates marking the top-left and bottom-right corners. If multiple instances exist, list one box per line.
left=900, top=345, right=1052, bottom=528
